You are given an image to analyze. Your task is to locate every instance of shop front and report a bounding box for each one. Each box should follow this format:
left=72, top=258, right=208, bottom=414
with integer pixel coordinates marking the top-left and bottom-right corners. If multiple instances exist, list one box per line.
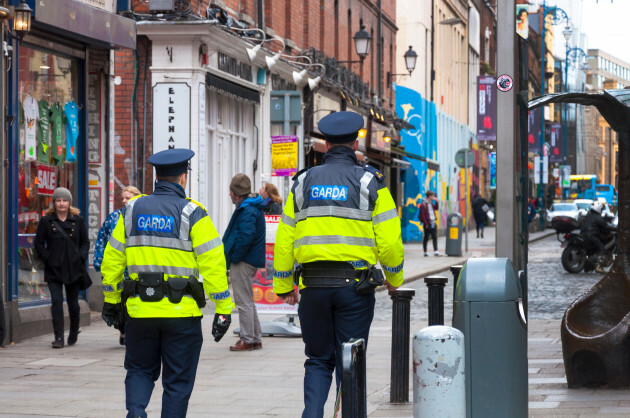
left=2, top=0, right=135, bottom=344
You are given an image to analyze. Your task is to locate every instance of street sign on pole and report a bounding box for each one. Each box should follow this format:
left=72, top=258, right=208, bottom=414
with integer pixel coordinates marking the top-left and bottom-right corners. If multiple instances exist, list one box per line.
left=455, top=149, right=475, bottom=168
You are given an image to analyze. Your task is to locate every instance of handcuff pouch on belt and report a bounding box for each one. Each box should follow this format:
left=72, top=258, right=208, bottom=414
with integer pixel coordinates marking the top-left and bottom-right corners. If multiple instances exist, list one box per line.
left=354, top=267, right=385, bottom=295
left=166, top=277, right=189, bottom=304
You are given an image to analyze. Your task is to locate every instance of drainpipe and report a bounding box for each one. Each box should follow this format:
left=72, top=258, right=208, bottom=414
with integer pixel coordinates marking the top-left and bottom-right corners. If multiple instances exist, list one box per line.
left=430, top=0, right=435, bottom=103
left=257, top=0, right=264, bottom=30
left=377, top=0, right=382, bottom=99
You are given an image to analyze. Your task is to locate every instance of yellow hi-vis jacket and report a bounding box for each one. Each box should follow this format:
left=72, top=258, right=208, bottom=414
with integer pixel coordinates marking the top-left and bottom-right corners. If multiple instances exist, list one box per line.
left=101, top=182, right=234, bottom=318
left=273, top=146, right=404, bottom=294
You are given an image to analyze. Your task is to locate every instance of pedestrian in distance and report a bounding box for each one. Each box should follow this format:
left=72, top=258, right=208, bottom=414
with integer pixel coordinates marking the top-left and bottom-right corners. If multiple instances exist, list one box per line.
left=223, top=173, right=266, bottom=351
left=259, top=181, right=283, bottom=215
left=472, top=194, right=490, bottom=238
left=419, top=190, right=441, bottom=256
left=93, top=185, right=141, bottom=346
left=273, top=111, right=404, bottom=417
left=34, top=187, right=89, bottom=349
left=101, top=148, right=234, bottom=418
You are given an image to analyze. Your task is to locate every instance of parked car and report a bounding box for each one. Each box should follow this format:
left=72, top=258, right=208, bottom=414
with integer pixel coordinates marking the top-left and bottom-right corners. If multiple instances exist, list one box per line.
left=545, top=202, right=580, bottom=227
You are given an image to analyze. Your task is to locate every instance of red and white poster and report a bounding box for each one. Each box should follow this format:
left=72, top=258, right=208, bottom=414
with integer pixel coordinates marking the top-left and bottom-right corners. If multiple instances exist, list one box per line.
left=253, top=215, right=298, bottom=314
left=36, top=164, right=57, bottom=196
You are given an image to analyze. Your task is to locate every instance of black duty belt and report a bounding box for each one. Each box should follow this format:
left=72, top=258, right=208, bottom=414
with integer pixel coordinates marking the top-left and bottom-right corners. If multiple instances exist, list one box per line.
left=300, top=261, right=362, bottom=288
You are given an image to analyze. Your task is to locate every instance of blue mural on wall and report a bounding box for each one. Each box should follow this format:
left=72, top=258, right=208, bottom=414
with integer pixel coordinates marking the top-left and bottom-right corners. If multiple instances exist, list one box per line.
left=395, top=85, right=437, bottom=243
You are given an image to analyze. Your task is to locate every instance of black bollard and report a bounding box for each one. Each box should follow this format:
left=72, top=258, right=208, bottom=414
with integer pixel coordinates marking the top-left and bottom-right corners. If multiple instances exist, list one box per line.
left=450, top=265, right=464, bottom=305
left=389, top=288, right=415, bottom=404
left=425, top=276, right=448, bottom=326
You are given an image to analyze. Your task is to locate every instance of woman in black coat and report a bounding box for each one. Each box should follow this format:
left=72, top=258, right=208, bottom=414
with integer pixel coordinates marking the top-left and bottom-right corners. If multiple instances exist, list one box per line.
left=472, top=194, right=489, bottom=238
left=34, top=187, right=89, bottom=349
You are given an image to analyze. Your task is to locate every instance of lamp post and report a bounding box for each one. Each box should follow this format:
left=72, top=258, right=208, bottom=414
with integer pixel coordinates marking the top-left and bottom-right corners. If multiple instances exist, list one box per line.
left=386, top=46, right=417, bottom=85
left=538, top=1, right=570, bottom=225
left=337, top=20, right=372, bottom=65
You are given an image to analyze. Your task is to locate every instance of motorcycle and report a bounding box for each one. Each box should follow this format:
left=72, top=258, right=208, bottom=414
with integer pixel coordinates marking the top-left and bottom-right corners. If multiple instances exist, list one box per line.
left=551, top=216, right=617, bottom=274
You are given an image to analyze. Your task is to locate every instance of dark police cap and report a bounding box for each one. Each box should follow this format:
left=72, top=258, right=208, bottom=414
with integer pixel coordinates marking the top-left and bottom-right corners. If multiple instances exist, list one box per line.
left=148, top=148, right=195, bottom=177
left=318, top=111, right=364, bottom=144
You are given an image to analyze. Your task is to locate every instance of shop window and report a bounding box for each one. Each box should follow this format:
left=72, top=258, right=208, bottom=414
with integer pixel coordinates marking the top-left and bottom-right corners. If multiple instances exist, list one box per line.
left=17, top=45, right=80, bottom=303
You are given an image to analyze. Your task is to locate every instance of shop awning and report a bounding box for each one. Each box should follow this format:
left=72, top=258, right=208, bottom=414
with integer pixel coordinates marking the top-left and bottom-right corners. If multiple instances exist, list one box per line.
left=206, top=73, right=260, bottom=104
left=34, top=0, right=136, bottom=50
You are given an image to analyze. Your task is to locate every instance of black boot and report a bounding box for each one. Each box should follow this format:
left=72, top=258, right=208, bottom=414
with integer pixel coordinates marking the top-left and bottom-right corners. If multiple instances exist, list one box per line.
left=67, top=316, right=80, bottom=346
left=481, top=230, right=484, bottom=238
left=52, top=337, right=64, bottom=349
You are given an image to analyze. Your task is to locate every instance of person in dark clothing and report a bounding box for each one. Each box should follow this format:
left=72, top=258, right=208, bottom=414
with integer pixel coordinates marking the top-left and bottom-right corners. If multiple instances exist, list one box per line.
left=223, top=174, right=266, bottom=351
left=581, top=201, right=615, bottom=272
left=472, top=194, right=490, bottom=238
left=34, top=187, right=89, bottom=349
left=418, top=190, right=441, bottom=256
left=259, top=182, right=283, bottom=215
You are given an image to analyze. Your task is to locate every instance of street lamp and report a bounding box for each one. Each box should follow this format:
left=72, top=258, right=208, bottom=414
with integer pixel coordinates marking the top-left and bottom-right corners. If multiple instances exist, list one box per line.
left=537, top=2, right=571, bottom=225
left=386, top=46, right=417, bottom=85
left=337, top=20, right=372, bottom=64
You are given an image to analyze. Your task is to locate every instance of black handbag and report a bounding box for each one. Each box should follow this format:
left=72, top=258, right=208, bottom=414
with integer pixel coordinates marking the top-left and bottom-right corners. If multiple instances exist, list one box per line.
left=52, top=220, right=92, bottom=290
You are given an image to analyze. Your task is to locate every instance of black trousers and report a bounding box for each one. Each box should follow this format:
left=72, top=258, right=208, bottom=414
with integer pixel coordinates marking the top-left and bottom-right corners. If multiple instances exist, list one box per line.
left=47, top=280, right=81, bottom=339
left=125, top=317, right=203, bottom=418
left=423, top=224, right=438, bottom=252
left=298, top=285, right=375, bottom=418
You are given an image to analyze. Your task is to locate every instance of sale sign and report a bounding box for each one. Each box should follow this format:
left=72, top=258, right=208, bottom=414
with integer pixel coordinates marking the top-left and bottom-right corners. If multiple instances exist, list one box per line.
left=37, top=164, right=57, bottom=196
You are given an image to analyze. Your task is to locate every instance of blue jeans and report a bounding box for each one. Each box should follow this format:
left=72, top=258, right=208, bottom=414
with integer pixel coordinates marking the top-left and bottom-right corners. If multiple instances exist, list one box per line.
left=124, top=317, right=203, bottom=418
left=298, top=285, right=375, bottom=418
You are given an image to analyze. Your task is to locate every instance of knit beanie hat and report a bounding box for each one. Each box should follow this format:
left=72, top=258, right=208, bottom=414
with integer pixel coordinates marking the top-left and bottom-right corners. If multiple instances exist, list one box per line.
left=52, top=187, right=73, bottom=204
left=230, top=174, right=251, bottom=197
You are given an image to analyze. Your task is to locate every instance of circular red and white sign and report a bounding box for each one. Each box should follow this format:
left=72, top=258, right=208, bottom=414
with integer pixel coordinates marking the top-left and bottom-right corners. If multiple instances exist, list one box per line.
left=496, top=74, right=513, bottom=92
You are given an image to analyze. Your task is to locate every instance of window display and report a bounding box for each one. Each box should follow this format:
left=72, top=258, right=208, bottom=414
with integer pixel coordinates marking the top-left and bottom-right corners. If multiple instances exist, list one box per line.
left=17, top=45, right=81, bottom=303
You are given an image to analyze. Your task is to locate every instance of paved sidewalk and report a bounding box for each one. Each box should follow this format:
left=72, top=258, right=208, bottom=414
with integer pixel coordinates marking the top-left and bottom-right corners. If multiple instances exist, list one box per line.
left=7, top=226, right=626, bottom=417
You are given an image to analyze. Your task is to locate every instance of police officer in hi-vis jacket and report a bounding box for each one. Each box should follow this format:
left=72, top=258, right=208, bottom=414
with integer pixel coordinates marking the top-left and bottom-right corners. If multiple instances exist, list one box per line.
left=273, top=111, right=405, bottom=417
left=101, top=148, right=234, bottom=418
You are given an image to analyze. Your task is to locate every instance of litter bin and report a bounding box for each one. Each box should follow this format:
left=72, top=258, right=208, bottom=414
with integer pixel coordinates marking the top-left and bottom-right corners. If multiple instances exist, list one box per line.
left=452, top=258, right=527, bottom=418
left=445, top=213, right=463, bottom=256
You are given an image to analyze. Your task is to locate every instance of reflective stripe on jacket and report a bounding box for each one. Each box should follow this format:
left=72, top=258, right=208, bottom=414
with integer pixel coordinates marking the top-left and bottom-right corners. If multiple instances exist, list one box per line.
left=101, top=182, right=234, bottom=318
left=273, top=146, right=404, bottom=294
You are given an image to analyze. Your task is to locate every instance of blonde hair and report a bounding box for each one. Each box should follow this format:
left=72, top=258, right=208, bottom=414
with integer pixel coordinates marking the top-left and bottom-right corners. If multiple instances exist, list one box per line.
left=123, top=186, right=142, bottom=196
left=44, top=205, right=80, bottom=216
left=264, top=183, right=283, bottom=204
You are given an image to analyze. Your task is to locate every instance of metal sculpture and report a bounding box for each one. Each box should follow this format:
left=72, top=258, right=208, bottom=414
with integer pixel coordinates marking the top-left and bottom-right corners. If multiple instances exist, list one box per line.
left=529, top=89, right=630, bottom=387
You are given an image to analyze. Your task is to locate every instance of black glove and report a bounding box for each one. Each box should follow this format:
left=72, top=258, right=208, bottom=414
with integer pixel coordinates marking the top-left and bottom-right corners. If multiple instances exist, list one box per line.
left=102, top=302, right=123, bottom=329
left=211, top=313, right=231, bottom=342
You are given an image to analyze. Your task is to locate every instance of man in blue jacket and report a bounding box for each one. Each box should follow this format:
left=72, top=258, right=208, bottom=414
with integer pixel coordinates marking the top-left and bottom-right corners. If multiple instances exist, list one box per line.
left=223, top=173, right=266, bottom=351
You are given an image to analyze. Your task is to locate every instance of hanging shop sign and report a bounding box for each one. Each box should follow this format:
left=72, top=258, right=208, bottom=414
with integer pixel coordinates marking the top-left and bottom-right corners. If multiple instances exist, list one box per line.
left=370, top=129, right=391, bottom=153
left=153, top=83, right=191, bottom=153
left=528, top=108, right=541, bottom=152
left=546, top=122, right=563, bottom=163
left=271, top=135, right=298, bottom=177
left=477, top=75, right=497, bottom=141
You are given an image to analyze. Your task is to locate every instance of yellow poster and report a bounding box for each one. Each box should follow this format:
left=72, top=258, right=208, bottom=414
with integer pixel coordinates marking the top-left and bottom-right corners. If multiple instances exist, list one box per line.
left=271, top=135, right=298, bottom=176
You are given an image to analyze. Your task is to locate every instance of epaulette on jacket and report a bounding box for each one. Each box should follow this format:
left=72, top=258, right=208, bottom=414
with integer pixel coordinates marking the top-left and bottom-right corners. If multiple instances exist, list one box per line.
left=362, top=164, right=385, bottom=182
left=186, top=197, right=208, bottom=212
